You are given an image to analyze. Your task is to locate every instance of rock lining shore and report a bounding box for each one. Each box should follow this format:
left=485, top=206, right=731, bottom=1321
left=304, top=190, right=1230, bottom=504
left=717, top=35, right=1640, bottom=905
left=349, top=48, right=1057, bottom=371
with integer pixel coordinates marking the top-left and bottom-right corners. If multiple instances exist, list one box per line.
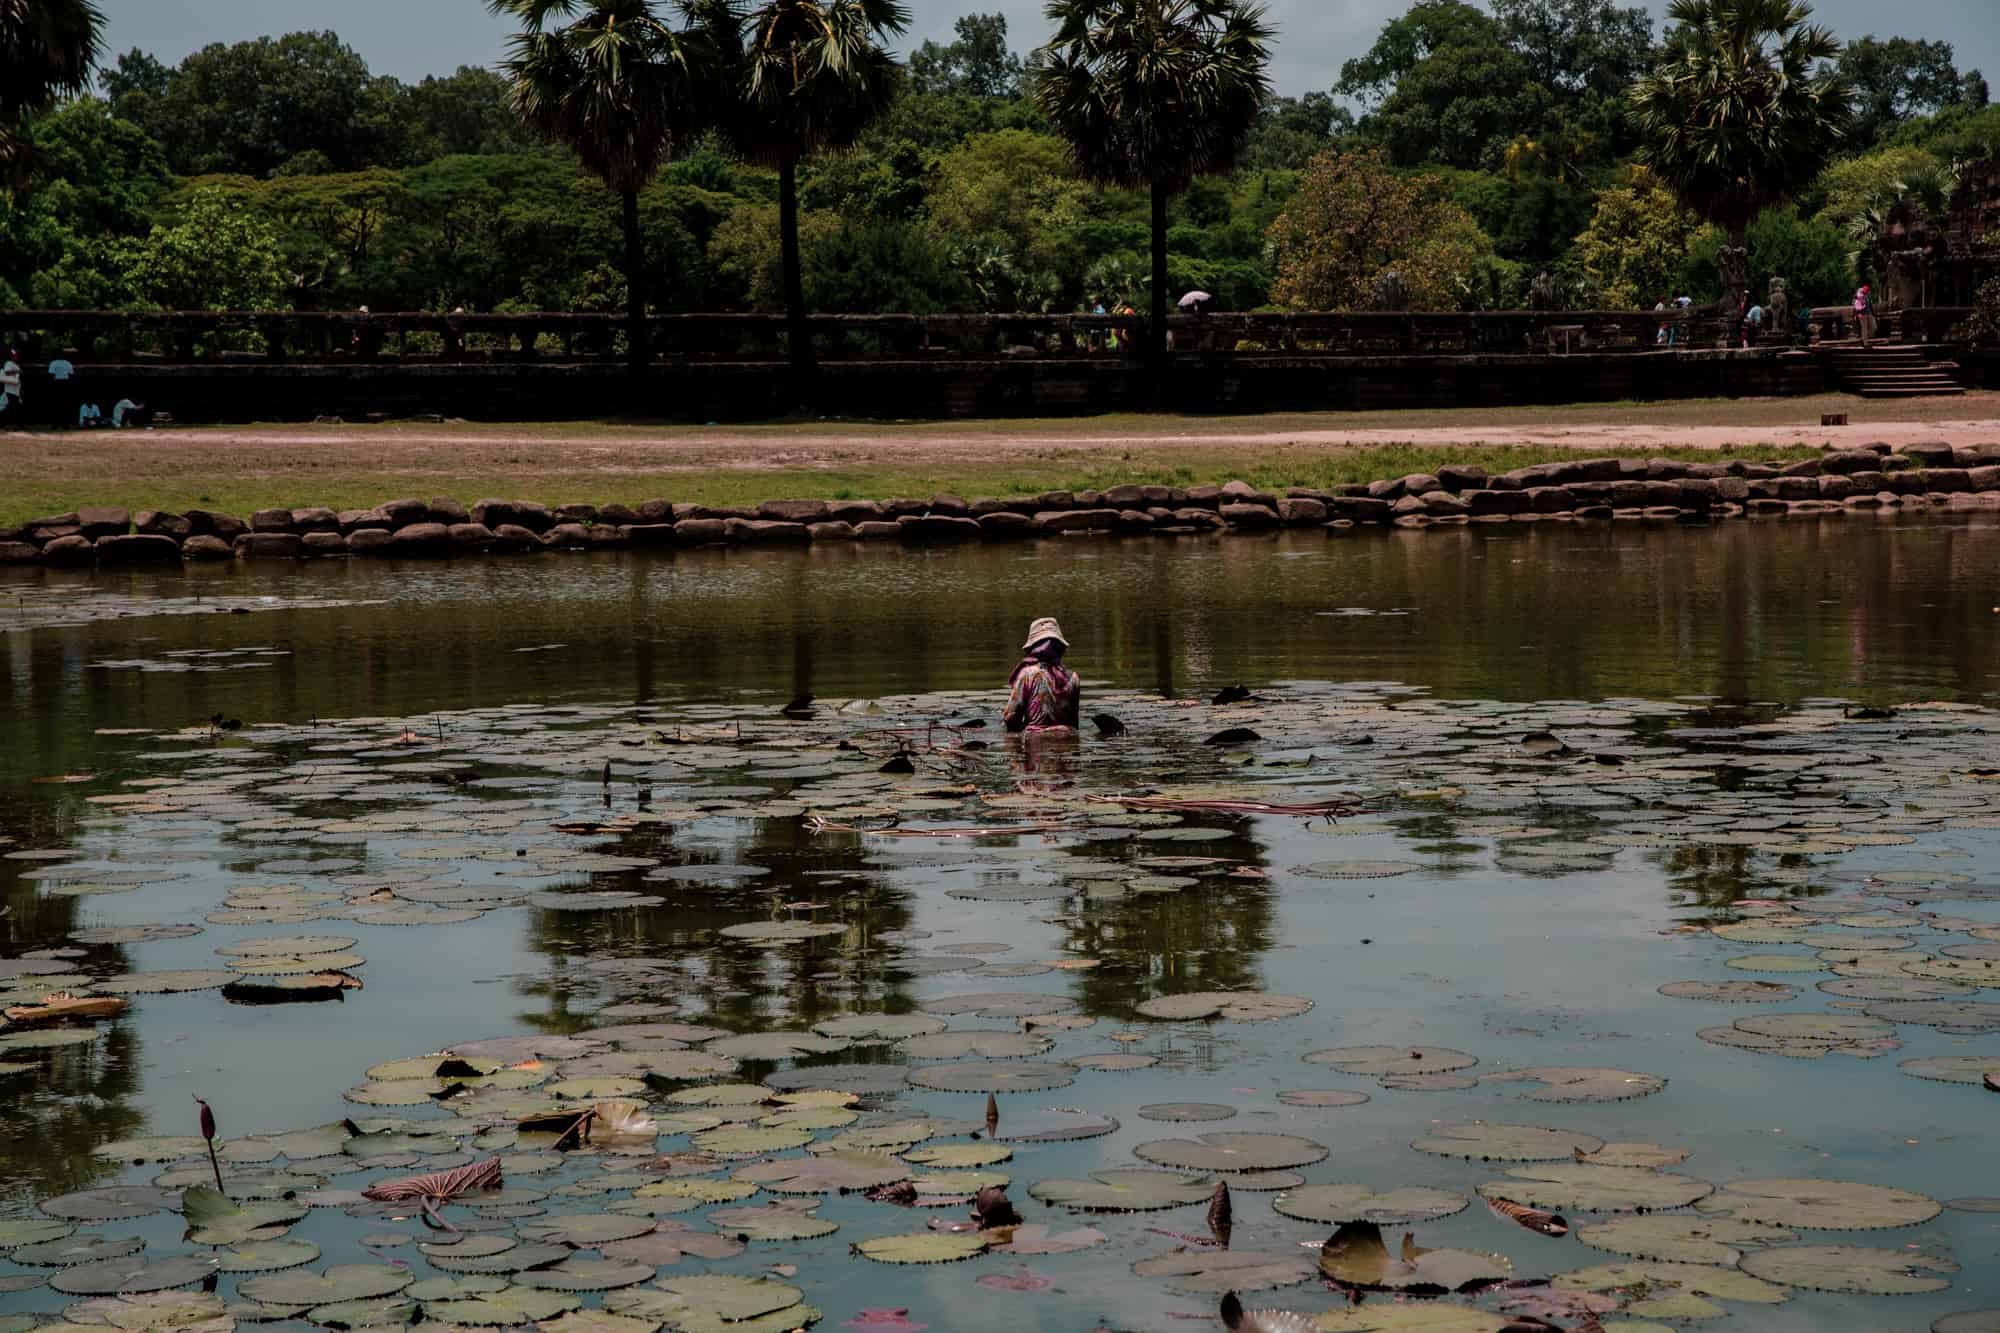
left=6, top=442, right=1999, bottom=567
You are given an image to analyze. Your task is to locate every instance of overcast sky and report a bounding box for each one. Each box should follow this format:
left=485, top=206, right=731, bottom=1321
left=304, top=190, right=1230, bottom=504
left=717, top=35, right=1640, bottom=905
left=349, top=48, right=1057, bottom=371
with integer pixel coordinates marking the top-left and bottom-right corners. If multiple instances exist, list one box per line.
left=97, top=0, right=2000, bottom=97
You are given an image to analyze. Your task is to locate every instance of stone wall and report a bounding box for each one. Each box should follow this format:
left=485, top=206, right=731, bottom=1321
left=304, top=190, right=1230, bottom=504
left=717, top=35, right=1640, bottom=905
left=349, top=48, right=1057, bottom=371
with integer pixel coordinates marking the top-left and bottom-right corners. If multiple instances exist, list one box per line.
left=46, top=348, right=1825, bottom=425
left=7, top=443, right=1999, bottom=569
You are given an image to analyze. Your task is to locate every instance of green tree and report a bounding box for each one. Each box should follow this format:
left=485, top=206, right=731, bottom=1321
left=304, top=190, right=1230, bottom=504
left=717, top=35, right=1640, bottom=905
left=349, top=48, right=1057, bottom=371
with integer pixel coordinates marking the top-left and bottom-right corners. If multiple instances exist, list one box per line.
left=1268, top=147, right=1495, bottom=311
left=927, top=129, right=1087, bottom=309
left=1570, top=169, right=1706, bottom=307
left=1335, top=0, right=1498, bottom=107
left=488, top=0, right=719, bottom=373
left=1680, top=202, right=1850, bottom=308
left=401, top=66, right=544, bottom=160
left=732, top=0, right=911, bottom=375
left=908, top=12, right=1021, bottom=98
left=1489, top=0, right=1655, bottom=98
left=1631, top=0, right=1849, bottom=259
left=1, top=0, right=105, bottom=182
left=1240, top=92, right=1353, bottom=172
left=1836, top=35, right=1965, bottom=148
left=1035, top=0, right=1274, bottom=362
left=118, top=187, right=287, bottom=310
left=0, top=96, right=168, bottom=305
left=1807, top=143, right=1939, bottom=233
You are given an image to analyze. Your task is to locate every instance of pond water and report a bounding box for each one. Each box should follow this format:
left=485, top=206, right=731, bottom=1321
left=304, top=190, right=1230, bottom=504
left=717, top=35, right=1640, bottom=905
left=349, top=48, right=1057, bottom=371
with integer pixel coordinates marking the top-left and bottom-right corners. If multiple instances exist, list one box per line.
left=4, top=516, right=2000, bottom=1333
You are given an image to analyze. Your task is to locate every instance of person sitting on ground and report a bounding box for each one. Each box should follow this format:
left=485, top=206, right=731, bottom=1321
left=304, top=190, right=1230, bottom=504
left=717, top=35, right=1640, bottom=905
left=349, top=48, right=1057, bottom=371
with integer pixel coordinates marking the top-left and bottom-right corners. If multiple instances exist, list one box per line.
left=1004, top=617, right=1082, bottom=735
left=77, top=400, right=103, bottom=428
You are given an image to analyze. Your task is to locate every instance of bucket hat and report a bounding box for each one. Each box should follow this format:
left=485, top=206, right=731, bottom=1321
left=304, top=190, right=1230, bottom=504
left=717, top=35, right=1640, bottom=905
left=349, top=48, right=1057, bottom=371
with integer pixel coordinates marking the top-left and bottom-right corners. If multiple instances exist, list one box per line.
left=1022, top=617, right=1069, bottom=651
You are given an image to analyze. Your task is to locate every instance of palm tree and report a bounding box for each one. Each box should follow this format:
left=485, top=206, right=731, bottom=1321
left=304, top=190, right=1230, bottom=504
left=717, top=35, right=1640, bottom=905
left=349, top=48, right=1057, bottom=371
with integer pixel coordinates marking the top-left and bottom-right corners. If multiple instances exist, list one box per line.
left=1631, top=0, right=1848, bottom=299
left=731, top=0, right=910, bottom=376
left=487, top=0, right=718, bottom=373
left=1, top=0, right=105, bottom=186
left=1034, top=0, right=1273, bottom=365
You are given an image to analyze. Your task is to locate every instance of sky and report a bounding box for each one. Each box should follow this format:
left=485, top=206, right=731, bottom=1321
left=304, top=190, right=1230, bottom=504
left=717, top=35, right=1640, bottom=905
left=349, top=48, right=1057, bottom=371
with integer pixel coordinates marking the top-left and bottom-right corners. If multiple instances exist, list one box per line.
left=96, top=0, right=2000, bottom=98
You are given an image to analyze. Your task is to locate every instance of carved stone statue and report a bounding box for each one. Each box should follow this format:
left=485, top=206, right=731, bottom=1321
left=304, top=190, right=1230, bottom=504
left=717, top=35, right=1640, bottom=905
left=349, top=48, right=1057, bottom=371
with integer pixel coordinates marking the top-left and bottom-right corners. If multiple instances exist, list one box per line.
left=1528, top=270, right=1558, bottom=311
left=1716, top=245, right=1750, bottom=311
left=1765, top=277, right=1790, bottom=342
left=1373, top=270, right=1410, bottom=311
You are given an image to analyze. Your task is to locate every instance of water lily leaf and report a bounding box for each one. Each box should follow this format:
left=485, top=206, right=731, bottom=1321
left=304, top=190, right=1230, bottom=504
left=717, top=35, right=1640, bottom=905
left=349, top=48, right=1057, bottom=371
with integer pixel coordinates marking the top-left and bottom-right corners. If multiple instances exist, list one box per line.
left=918, top=993, right=1077, bottom=1019
left=855, top=1233, right=988, bottom=1264
left=1303, top=1046, right=1476, bottom=1077
left=600, top=1225, right=744, bottom=1266
left=93, top=971, right=236, bottom=996
left=1722, top=953, right=1826, bottom=973
left=1028, top=1169, right=1216, bottom=1213
left=1738, top=1245, right=1957, bottom=1294
left=717, top=921, right=845, bottom=943
left=538, top=1311, right=662, bottom=1333
left=307, top=1295, right=421, bottom=1326
left=1554, top=1260, right=1789, bottom=1304
left=50, top=1256, right=220, bottom=1296
left=1311, top=1308, right=1511, bottom=1331
left=994, top=1109, right=1120, bottom=1143
left=734, top=1152, right=908, bottom=1195
left=516, top=1258, right=658, bottom=1291
left=1318, top=1222, right=1510, bottom=1293
left=907, top=1061, right=1074, bottom=1093
left=993, top=1224, right=1106, bottom=1255
left=1479, top=1067, right=1665, bottom=1103
left=1134, top=992, right=1313, bottom=1022
left=94, top=1138, right=208, bottom=1165
left=812, top=1015, right=946, bottom=1041
left=422, top=1240, right=569, bottom=1274
left=1576, top=1213, right=1797, bottom=1265
left=1702, top=1178, right=1940, bottom=1229
left=902, top=1144, right=1011, bottom=1168
left=1138, top=1103, right=1237, bottom=1122
left=518, top=1213, right=657, bottom=1247
left=41, top=1187, right=178, bottom=1222
left=1900, top=1055, right=2000, bottom=1084
left=212, top=1239, right=319, bottom=1273
left=238, top=1264, right=413, bottom=1305
left=215, top=935, right=355, bottom=957
left=12, top=1234, right=144, bottom=1267
left=691, top=1125, right=813, bottom=1156
left=405, top=1275, right=510, bottom=1300
left=705, top=1032, right=850, bottom=1061
left=1658, top=980, right=1798, bottom=1002
left=1133, top=1246, right=1316, bottom=1294
left=636, top=1179, right=758, bottom=1205
left=1295, top=861, right=1420, bottom=879
left=612, top=1273, right=806, bottom=1327
left=1934, top=1313, right=2000, bottom=1332
left=1133, top=1133, right=1327, bottom=1172
left=1477, top=1164, right=1714, bottom=1212
left=58, top=1290, right=232, bottom=1331
left=764, top=1063, right=908, bottom=1096
left=1273, top=1185, right=1468, bottom=1225
left=426, top=1287, right=584, bottom=1324
left=0, top=1218, right=74, bottom=1248
left=1866, top=999, right=2000, bottom=1031
left=1411, top=1124, right=1604, bottom=1162
left=895, top=1030, right=1050, bottom=1060
left=666, top=1084, right=771, bottom=1107
left=707, top=1204, right=839, bottom=1241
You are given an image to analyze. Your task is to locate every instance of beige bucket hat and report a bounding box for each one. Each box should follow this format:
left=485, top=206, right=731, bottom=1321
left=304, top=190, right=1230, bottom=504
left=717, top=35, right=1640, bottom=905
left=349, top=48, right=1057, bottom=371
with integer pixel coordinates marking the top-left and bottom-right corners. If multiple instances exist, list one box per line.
left=1022, top=617, right=1069, bottom=651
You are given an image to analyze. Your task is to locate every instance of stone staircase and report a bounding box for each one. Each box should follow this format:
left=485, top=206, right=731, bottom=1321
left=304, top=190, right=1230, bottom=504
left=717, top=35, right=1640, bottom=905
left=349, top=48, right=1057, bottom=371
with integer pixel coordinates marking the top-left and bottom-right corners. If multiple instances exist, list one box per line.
left=1818, top=342, right=1965, bottom=397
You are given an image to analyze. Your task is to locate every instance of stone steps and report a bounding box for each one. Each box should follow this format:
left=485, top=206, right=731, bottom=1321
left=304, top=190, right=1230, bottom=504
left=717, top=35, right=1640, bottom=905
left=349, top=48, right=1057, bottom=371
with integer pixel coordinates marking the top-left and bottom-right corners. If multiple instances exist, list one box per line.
left=1818, top=343, right=1967, bottom=398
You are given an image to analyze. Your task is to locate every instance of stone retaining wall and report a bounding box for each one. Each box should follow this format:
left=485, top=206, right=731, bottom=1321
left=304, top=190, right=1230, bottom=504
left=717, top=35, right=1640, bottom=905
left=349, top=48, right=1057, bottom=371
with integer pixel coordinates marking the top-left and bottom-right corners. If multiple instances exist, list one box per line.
left=6, top=443, right=2000, bottom=568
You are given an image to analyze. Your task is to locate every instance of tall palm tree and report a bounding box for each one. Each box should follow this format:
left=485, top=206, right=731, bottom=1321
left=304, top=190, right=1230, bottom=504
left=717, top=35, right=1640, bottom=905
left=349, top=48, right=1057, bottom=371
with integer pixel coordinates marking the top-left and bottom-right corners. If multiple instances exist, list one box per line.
left=1631, top=0, right=1847, bottom=277
left=1, top=0, right=105, bottom=186
left=488, top=0, right=717, bottom=373
left=1034, top=0, right=1273, bottom=364
left=732, top=0, right=909, bottom=376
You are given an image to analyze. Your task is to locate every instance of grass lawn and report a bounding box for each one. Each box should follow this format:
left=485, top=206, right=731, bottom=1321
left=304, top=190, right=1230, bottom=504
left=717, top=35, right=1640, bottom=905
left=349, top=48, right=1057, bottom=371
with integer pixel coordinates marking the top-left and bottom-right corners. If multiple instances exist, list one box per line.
left=3, top=391, right=1990, bottom=528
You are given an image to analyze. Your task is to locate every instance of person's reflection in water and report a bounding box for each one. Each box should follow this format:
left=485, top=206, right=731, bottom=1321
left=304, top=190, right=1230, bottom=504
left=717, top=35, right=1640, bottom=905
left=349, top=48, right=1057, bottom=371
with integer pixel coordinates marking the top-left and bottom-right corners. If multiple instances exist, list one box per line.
left=1005, top=616, right=1082, bottom=781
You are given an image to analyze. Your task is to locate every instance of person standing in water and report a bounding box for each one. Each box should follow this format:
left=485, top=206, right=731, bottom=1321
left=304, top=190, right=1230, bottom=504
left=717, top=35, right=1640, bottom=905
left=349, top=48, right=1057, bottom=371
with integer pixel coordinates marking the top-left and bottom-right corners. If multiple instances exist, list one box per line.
left=1005, top=617, right=1081, bottom=734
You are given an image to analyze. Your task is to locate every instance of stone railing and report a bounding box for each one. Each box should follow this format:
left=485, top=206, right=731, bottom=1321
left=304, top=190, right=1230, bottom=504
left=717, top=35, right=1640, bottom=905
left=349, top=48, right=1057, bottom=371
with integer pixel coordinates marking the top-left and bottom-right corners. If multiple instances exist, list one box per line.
left=8, top=444, right=1998, bottom=569
left=0, top=308, right=1773, bottom=365
left=1806, top=306, right=1973, bottom=344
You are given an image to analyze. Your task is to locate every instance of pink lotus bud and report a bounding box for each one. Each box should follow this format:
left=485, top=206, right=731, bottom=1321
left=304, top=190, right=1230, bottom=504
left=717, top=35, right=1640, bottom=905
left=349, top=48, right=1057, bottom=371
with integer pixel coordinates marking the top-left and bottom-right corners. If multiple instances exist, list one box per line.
left=195, top=1096, right=216, bottom=1143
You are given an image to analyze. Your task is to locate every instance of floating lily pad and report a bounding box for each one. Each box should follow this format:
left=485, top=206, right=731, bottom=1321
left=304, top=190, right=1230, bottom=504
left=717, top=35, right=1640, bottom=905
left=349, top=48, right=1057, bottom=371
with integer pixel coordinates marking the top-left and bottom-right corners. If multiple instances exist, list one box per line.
left=1411, top=1124, right=1605, bottom=1162
left=1576, top=1213, right=1797, bottom=1265
left=1133, top=1133, right=1327, bottom=1172
left=213, top=1239, right=320, bottom=1273
left=903, top=1143, right=1011, bottom=1168
left=1134, top=991, right=1312, bottom=1022
left=692, top=1125, right=813, bottom=1157
left=1296, top=861, right=1420, bottom=879
left=1133, top=1246, right=1316, bottom=1294
left=611, top=1273, right=811, bottom=1330
left=733, top=1151, right=908, bottom=1195
left=1900, top=1055, right=2000, bottom=1084
left=40, top=1187, right=178, bottom=1222
left=11, top=1234, right=144, bottom=1267
left=1480, top=1067, right=1665, bottom=1103
left=1138, top=1103, right=1238, bottom=1122
left=994, top=1109, right=1120, bottom=1143
left=180, top=1186, right=306, bottom=1243
left=1028, top=1169, right=1216, bottom=1213
left=428, top=1287, right=585, bottom=1324
left=994, top=1224, right=1107, bottom=1255
left=1304, top=1046, right=1476, bottom=1077
left=856, top=1233, right=990, bottom=1264
left=1738, top=1245, right=1957, bottom=1294
left=1554, top=1260, right=1789, bottom=1305
left=907, top=1061, right=1075, bottom=1093
left=706, top=1204, right=839, bottom=1241
left=1659, top=980, right=1798, bottom=1002
left=0, top=1219, right=74, bottom=1249
left=1866, top=999, right=2000, bottom=1031
left=1703, top=1178, right=1940, bottom=1230
left=516, top=1258, right=658, bottom=1292
left=1274, top=1185, right=1469, bottom=1225
left=215, top=935, right=355, bottom=957
left=1723, top=954, right=1827, bottom=974
left=93, top=972, right=236, bottom=995
left=50, top=1256, right=220, bottom=1296
left=1274, top=1090, right=1370, bottom=1109
left=895, top=1030, right=1050, bottom=1060
left=811, top=1014, right=946, bottom=1041
left=1477, top=1164, right=1714, bottom=1212
left=1318, top=1222, right=1511, bottom=1293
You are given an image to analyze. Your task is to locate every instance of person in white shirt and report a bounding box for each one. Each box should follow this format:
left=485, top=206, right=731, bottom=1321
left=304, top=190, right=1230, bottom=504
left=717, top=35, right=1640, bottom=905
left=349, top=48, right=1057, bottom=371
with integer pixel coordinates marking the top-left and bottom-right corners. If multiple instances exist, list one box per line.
left=47, top=349, right=78, bottom=428
left=78, top=401, right=103, bottom=428
left=0, top=349, right=22, bottom=425
left=113, top=398, right=145, bottom=428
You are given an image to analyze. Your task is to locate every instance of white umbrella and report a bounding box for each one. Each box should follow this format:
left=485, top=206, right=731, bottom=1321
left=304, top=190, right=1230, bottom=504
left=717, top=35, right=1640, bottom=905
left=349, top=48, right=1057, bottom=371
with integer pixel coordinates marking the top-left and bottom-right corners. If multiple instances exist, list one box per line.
left=1178, top=291, right=1213, bottom=308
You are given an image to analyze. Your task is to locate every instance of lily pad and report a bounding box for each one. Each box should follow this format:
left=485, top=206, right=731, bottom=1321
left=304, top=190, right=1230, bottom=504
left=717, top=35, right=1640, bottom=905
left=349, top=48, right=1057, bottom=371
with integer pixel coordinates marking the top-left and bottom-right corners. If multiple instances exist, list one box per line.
left=1738, top=1245, right=1957, bottom=1294
left=1318, top=1222, right=1511, bottom=1293
left=811, top=1014, right=946, bottom=1041
left=733, top=1152, right=908, bottom=1195
left=993, top=1224, right=1107, bottom=1255
left=1411, top=1124, right=1605, bottom=1162
left=1658, top=980, right=1798, bottom=1002
left=706, top=1204, right=840, bottom=1241
left=906, top=1061, right=1075, bottom=1093
left=516, top=1258, right=659, bottom=1292
left=1132, top=1246, right=1316, bottom=1294
left=1138, top=1103, right=1238, bottom=1122
left=1554, top=1260, right=1789, bottom=1304
left=93, top=972, right=236, bottom=995
left=1477, top=1164, right=1714, bottom=1212
left=895, top=1030, right=1050, bottom=1060
left=1479, top=1067, right=1665, bottom=1103
left=1303, top=1046, right=1476, bottom=1077
left=1703, top=1178, right=1940, bottom=1230
left=427, top=1287, right=585, bottom=1324
left=238, top=1263, right=414, bottom=1305
left=1133, top=1133, right=1327, bottom=1172
left=1134, top=992, right=1312, bottom=1022
left=1273, top=1185, right=1469, bottom=1225
left=50, top=1256, right=221, bottom=1296
left=705, top=1032, right=850, bottom=1061
left=1576, top=1213, right=1797, bottom=1265
left=212, top=1239, right=320, bottom=1273
left=855, top=1233, right=990, bottom=1264
left=1028, top=1169, right=1216, bottom=1213
left=1900, top=1055, right=2000, bottom=1084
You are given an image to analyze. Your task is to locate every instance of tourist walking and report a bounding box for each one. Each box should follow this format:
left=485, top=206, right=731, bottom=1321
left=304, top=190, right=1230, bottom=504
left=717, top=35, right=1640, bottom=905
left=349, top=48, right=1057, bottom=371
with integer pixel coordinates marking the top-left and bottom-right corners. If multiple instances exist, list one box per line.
left=47, top=348, right=76, bottom=429
left=0, top=347, right=22, bottom=427
left=1854, top=284, right=1875, bottom=348
left=1004, top=617, right=1082, bottom=735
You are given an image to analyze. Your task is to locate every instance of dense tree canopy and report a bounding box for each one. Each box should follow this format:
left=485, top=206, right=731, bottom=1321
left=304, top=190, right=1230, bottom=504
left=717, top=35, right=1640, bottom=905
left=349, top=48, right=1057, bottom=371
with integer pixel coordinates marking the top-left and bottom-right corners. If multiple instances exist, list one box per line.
left=3, top=1, right=1993, bottom=323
